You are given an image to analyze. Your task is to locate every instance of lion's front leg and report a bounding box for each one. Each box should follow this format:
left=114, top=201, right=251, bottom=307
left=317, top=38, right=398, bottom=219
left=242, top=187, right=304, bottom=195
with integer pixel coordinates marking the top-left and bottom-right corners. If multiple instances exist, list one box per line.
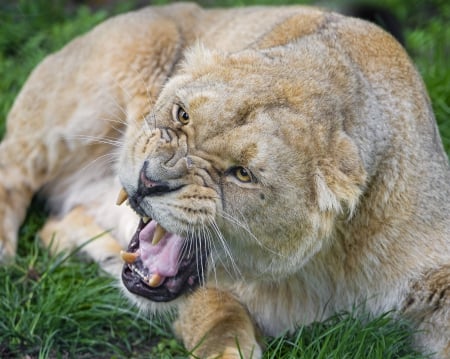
left=175, top=287, right=262, bottom=359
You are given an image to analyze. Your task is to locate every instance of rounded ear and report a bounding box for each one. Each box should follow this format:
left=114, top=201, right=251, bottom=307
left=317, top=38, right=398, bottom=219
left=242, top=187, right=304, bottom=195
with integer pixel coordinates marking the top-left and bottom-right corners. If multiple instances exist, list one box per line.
left=314, top=133, right=367, bottom=216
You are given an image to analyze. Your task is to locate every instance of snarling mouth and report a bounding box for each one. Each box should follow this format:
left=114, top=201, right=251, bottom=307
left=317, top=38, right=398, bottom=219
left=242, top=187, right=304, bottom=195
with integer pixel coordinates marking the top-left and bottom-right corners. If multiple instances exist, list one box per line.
left=121, top=218, right=208, bottom=302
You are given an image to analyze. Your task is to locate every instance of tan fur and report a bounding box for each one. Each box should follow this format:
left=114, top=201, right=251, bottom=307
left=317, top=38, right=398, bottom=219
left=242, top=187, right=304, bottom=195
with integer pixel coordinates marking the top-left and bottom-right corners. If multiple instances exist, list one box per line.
left=1, top=3, right=449, bottom=358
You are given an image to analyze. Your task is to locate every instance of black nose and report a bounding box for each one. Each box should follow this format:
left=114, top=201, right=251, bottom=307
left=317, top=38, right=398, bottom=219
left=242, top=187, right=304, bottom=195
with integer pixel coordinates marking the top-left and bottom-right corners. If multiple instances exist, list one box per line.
left=137, top=161, right=171, bottom=196
left=128, top=161, right=183, bottom=214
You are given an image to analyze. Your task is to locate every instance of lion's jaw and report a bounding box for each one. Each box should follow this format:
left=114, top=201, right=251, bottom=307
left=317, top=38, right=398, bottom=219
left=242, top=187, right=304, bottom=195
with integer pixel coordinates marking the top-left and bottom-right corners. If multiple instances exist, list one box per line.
left=117, top=45, right=367, bottom=309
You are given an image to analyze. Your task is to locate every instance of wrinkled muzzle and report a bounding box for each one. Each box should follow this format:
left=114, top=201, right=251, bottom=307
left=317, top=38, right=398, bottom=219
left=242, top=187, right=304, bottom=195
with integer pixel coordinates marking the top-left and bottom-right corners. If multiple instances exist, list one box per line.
left=120, top=127, right=211, bottom=302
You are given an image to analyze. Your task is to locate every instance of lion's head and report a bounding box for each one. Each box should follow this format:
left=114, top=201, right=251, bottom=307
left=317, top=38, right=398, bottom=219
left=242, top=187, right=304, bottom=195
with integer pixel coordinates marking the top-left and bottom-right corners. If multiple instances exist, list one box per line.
left=118, top=39, right=370, bottom=307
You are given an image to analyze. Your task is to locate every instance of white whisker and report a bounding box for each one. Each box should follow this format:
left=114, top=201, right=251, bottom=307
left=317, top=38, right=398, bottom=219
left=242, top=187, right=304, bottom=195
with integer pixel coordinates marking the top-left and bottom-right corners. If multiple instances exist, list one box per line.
left=208, top=218, right=242, bottom=279
left=77, top=151, right=120, bottom=175
left=100, top=118, right=127, bottom=136
left=198, top=226, right=206, bottom=286
left=99, top=116, right=128, bottom=127
left=118, top=65, right=159, bottom=135
left=70, top=134, right=123, bottom=148
left=203, top=224, right=220, bottom=286
left=218, top=210, right=283, bottom=258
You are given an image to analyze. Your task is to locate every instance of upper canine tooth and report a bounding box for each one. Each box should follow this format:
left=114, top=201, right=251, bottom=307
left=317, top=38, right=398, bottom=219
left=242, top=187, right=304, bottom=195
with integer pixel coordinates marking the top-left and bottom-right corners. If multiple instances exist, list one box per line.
left=152, top=224, right=166, bottom=245
left=116, top=188, right=129, bottom=206
left=142, top=216, right=151, bottom=224
left=120, top=250, right=139, bottom=264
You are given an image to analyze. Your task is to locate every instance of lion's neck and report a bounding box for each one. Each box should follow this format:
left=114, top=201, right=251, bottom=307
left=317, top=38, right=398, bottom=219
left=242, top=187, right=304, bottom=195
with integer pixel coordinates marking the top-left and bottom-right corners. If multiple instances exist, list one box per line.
left=223, top=251, right=410, bottom=337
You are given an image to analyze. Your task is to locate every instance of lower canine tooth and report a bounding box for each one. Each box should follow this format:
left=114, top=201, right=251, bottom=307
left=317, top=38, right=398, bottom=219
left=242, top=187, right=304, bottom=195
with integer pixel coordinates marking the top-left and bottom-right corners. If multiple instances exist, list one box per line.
left=142, top=216, right=151, bottom=224
left=152, top=224, right=166, bottom=245
left=116, top=188, right=128, bottom=206
left=120, top=250, right=138, bottom=264
left=148, top=273, right=163, bottom=287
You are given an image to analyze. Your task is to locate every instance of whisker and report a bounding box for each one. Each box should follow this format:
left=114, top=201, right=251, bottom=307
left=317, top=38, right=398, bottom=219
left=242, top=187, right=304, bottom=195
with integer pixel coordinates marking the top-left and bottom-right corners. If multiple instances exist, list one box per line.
left=198, top=226, right=206, bottom=286
left=99, top=116, right=128, bottom=127
left=70, top=134, right=123, bottom=148
left=119, top=65, right=159, bottom=135
left=99, top=118, right=127, bottom=136
left=219, top=210, right=283, bottom=258
left=106, top=75, right=135, bottom=118
left=132, top=65, right=157, bottom=109
left=77, top=151, right=120, bottom=175
left=204, top=225, right=219, bottom=286
left=178, top=223, right=194, bottom=268
left=208, top=218, right=242, bottom=279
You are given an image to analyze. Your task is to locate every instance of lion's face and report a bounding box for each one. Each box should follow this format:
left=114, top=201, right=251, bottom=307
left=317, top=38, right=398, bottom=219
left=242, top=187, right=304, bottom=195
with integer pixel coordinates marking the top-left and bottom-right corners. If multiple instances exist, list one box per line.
left=118, top=43, right=366, bottom=305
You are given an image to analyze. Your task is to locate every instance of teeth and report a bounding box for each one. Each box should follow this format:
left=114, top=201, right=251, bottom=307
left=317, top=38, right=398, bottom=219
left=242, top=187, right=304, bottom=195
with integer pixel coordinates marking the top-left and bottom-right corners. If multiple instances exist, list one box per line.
left=120, top=250, right=139, bottom=264
left=142, top=216, right=151, bottom=224
left=152, top=223, right=166, bottom=245
left=148, top=273, right=163, bottom=287
left=116, top=188, right=129, bottom=206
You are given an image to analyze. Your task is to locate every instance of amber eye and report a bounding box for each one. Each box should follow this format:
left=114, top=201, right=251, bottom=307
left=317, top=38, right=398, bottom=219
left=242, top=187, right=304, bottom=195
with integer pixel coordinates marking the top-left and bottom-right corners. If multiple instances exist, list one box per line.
left=234, top=167, right=252, bottom=183
left=172, top=104, right=189, bottom=125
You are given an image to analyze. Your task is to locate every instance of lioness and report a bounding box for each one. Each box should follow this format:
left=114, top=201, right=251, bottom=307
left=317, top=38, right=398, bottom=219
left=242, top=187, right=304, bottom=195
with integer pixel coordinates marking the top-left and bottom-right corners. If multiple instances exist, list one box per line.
left=1, top=3, right=449, bottom=358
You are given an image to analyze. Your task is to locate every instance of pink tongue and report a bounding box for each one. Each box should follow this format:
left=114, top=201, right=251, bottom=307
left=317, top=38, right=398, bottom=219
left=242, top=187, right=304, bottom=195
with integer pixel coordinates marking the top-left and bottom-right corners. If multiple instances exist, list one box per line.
left=138, top=221, right=184, bottom=278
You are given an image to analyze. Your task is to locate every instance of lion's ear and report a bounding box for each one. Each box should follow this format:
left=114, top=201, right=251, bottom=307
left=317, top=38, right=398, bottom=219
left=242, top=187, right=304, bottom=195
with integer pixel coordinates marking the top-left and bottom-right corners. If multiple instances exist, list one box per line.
left=314, top=133, right=367, bottom=216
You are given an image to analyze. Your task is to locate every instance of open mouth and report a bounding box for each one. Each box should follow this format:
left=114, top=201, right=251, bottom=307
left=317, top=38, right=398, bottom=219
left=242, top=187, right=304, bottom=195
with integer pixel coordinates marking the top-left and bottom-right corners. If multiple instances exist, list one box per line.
left=121, top=218, right=208, bottom=302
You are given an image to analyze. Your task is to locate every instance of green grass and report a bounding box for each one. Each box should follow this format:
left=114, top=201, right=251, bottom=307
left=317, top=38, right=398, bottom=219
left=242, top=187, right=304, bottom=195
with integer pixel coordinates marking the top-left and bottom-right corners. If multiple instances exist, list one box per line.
left=0, top=0, right=448, bottom=358
left=1, top=240, right=168, bottom=358
left=262, top=312, right=423, bottom=358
